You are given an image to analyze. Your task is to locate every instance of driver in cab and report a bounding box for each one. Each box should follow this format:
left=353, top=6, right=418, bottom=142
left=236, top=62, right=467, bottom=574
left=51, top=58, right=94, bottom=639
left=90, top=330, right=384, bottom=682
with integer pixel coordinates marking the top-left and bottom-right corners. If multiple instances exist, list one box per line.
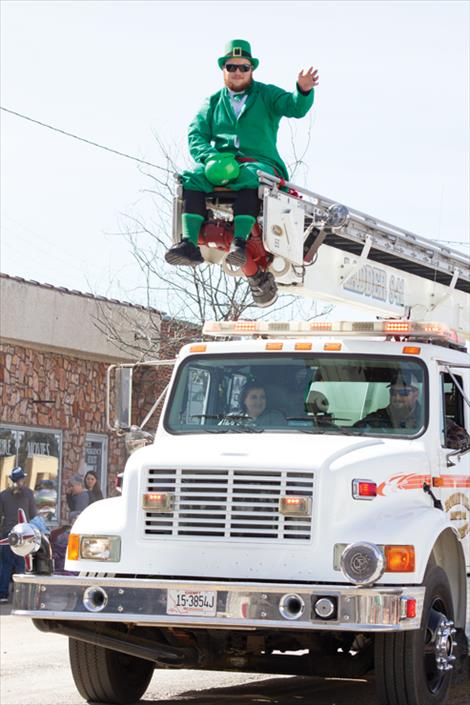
left=354, top=373, right=422, bottom=432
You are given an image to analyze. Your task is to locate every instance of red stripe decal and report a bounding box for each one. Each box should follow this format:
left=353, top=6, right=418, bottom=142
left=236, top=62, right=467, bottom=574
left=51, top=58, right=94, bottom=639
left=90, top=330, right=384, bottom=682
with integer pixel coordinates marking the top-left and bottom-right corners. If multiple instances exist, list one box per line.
left=377, top=473, right=470, bottom=496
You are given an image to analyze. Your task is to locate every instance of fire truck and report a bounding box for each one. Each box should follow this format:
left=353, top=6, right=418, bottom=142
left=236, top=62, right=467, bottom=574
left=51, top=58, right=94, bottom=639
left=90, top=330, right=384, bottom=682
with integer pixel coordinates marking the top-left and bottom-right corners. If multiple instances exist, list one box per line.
left=3, top=174, right=470, bottom=705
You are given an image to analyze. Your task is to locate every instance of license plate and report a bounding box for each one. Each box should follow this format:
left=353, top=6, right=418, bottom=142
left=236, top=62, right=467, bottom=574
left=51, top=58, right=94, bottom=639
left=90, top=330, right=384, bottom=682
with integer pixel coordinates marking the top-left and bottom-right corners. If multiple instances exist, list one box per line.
left=166, top=589, right=217, bottom=616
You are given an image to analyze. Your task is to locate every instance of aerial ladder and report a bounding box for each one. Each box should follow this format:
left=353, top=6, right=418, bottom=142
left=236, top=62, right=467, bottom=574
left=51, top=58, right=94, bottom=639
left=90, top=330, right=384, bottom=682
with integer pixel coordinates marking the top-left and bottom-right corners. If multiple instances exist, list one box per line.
left=172, top=172, right=470, bottom=339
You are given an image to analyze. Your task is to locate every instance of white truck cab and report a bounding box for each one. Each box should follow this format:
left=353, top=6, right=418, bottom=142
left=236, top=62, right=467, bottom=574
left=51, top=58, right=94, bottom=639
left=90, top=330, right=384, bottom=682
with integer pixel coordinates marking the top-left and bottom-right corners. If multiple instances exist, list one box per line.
left=5, top=180, right=470, bottom=705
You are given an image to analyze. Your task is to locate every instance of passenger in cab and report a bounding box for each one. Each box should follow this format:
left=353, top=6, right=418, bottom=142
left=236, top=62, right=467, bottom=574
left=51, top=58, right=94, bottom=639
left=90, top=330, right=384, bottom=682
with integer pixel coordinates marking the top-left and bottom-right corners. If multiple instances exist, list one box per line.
left=220, top=381, right=285, bottom=428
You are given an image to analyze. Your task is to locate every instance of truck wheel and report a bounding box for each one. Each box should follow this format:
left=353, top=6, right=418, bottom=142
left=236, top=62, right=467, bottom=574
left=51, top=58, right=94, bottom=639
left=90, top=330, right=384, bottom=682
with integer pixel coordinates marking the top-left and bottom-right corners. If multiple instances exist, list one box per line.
left=374, top=565, right=456, bottom=705
left=68, top=638, right=154, bottom=704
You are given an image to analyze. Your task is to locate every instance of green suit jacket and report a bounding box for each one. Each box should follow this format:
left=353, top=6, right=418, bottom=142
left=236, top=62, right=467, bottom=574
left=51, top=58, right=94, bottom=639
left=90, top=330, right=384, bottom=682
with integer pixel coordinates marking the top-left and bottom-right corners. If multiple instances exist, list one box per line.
left=188, top=80, right=314, bottom=180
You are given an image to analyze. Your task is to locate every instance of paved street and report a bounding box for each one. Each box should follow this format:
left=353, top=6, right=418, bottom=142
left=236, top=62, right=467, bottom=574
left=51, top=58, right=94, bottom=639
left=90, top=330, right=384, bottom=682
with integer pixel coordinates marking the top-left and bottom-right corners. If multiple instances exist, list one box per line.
left=1, top=604, right=469, bottom=705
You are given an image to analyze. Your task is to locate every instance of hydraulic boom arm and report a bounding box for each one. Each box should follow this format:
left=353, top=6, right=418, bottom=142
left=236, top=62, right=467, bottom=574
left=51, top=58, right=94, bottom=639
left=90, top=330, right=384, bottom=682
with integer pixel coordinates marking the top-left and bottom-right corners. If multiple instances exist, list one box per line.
left=258, top=172, right=469, bottom=338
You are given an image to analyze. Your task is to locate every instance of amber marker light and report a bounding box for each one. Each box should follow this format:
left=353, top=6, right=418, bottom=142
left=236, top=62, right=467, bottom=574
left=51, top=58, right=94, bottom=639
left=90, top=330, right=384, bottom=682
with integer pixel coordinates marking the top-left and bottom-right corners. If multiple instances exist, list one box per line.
left=384, top=545, right=415, bottom=572
left=266, top=342, right=283, bottom=351
left=323, top=343, right=342, bottom=351
left=384, top=321, right=411, bottom=334
left=279, top=496, right=312, bottom=516
left=234, top=321, right=257, bottom=332
left=190, top=344, right=207, bottom=353
left=67, top=533, right=80, bottom=561
left=142, top=492, right=175, bottom=512
left=295, top=342, right=312, bottom=351
left=309, top=322, right=332, bottom=331
left=423, top=323, right=445, bottom=335
left=402, top=346, right=421, bottom=355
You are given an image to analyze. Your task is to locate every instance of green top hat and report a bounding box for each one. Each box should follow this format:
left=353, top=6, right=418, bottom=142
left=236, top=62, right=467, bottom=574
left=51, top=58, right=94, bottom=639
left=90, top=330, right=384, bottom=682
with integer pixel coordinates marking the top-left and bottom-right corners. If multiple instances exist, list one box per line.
left=218, top=39, right=259, bottom=70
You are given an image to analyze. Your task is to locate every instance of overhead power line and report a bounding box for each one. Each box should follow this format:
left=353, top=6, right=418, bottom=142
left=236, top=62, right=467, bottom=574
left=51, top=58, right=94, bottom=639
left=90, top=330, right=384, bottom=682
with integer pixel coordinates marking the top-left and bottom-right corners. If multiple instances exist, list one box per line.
left=1, top=106, right=468, bottom=250
left=0, top=106, right=171, bottom=173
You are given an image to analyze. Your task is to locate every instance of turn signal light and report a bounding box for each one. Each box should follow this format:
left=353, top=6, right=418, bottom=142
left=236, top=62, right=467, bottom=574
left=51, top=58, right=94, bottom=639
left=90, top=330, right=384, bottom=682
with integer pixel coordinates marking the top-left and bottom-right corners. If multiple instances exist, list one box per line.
left=142, top=492, right=175, bottom=512
left=67, top=533, right=80, bottom=561
left=384, top=545, right=415, bottom=572
left=352, top=479, right=377, bottom=499
left=279, top=495, right=312, bottom=517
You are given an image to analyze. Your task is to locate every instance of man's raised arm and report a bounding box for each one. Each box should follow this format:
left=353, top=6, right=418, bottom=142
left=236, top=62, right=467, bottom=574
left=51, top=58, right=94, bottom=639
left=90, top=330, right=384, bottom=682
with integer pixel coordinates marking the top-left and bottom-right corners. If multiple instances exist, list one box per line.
left=268, top=66, right=319, bottom=118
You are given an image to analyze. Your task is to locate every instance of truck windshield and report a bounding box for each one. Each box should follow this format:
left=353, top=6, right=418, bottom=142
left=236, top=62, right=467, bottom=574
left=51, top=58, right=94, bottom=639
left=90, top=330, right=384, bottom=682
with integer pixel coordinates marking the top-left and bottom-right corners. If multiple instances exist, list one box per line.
left=165, top=354, right=427, bottom=438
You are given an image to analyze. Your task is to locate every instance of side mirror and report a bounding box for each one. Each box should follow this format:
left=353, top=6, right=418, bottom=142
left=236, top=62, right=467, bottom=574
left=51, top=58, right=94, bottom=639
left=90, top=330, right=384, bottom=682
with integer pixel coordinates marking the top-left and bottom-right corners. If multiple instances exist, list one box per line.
left=106, top=360, right=174, bottom=434
left=446, top=443, right=470, bottom=467
left=114, top=367, right=133, bottom=431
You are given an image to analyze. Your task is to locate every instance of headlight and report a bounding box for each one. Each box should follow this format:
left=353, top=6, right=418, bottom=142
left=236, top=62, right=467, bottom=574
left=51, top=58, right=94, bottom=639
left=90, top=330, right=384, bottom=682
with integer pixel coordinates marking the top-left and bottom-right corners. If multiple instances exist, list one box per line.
left=79, top=536, right=121, bottom=562
left=340, top=542, right=384, bottom=586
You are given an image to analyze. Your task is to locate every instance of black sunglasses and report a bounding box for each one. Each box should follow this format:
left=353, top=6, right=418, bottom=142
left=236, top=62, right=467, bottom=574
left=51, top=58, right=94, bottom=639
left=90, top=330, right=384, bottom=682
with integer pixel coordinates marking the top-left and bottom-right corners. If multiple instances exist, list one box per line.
left=224, top=63, right=252, bottom=73
left=390, top=388, right=413, bottom=396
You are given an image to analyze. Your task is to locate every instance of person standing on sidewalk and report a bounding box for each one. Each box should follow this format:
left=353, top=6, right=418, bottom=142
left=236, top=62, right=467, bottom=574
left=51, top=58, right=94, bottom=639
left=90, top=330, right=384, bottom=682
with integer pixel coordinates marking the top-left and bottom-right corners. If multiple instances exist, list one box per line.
left=65, top=473, right=90, bottom=522
left=0, top=467, right=37, bottom=602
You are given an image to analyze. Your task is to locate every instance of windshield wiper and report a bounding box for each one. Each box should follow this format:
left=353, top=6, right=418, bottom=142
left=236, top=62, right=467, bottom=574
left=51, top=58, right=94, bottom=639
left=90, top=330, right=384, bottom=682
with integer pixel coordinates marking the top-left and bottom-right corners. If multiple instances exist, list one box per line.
left=294, top=427, right=360, bottom=436
left=192, top=425, right=264, bottom=434
left=287, top=416, right=351, bottom=423
left=190, top=414, right=222, bottom=421
left=229, top=425, right=264, bottom=433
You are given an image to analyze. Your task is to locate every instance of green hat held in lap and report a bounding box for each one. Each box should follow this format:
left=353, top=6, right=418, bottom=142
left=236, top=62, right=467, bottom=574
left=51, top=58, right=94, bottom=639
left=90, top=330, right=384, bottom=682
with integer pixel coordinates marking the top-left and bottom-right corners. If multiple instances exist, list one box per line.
left=205, top=154, right=240, bottom=185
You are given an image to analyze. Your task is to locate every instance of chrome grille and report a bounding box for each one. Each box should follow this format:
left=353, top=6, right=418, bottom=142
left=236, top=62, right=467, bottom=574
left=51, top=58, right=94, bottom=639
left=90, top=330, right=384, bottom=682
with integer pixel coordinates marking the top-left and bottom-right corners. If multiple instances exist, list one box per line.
left=143, top=468, right=314, bottom=541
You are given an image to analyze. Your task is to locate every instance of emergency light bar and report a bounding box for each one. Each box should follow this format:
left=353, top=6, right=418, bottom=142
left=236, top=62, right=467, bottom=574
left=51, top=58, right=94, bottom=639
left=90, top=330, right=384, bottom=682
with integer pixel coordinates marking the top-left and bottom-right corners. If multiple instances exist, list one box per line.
left=203, top=320, right=463, bottom=345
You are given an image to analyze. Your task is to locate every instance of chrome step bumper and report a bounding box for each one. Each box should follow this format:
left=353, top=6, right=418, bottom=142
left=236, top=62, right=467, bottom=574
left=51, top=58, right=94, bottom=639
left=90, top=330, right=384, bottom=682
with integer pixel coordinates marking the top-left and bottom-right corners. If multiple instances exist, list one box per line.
left=13, top=574, right=425, bottom=632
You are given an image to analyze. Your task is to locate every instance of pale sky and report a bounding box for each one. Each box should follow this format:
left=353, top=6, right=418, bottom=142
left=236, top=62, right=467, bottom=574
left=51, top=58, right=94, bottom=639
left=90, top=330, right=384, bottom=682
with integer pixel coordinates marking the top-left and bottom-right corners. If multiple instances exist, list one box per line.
left=1, top=0, right=469, bottom=314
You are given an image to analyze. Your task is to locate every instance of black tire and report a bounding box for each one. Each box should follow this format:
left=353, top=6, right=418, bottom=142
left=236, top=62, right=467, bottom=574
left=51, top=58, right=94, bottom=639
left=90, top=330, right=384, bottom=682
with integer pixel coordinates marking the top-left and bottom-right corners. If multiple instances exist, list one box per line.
left=68, top=638, right=154, bottom=704
left=375, top=565, right=456, bottom=705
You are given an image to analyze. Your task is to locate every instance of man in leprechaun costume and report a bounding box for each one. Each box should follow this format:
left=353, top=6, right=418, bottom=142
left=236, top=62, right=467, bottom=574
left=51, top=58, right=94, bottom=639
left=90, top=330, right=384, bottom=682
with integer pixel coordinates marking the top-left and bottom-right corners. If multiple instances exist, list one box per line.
left=165, top=39, right=318, bottom=269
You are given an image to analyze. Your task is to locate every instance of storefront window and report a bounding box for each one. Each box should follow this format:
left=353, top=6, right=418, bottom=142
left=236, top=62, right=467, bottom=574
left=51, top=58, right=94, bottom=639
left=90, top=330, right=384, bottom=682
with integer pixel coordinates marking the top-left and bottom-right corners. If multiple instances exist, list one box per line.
left=0, top=426, right=62, bottom=524
left=84, top=433, right=108, bottom=497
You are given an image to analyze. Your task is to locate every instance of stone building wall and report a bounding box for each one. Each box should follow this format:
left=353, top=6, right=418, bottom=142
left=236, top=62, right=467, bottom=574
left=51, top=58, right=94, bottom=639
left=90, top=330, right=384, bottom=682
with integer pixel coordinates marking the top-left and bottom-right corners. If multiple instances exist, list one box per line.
left=0, top=342, right=126, bottom=521
left=0, top=319, right=202, bottom=523
left=130, top=318, right=202, bottom=429
left=0, top=273, right=203, bottom=525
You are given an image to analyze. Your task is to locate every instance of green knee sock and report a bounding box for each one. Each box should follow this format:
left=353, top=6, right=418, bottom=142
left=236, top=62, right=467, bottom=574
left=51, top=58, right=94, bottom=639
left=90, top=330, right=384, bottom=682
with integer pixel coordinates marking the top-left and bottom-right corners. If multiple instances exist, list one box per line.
left=182, top=213, right=205, bottom=245
left=234, top=215, right=256, bottom=242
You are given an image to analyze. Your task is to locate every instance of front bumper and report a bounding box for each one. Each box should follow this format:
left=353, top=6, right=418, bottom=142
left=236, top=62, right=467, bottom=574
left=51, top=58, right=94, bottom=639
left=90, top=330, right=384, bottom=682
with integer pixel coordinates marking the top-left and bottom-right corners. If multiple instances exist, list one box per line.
left=13, top=574, right=425, bottom=632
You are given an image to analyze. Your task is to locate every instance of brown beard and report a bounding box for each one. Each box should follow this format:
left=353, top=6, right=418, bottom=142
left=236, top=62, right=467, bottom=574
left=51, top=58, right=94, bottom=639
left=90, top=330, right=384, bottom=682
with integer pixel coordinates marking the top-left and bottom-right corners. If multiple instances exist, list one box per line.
left=223, top=73, right=253, bottom=93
